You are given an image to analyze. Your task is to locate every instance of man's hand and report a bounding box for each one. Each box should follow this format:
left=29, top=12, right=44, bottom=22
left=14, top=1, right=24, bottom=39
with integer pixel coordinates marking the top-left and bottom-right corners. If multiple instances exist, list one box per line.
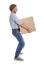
left=20, top=23, right=32, bottom=33
left=27, top=28, right=32, bottom=33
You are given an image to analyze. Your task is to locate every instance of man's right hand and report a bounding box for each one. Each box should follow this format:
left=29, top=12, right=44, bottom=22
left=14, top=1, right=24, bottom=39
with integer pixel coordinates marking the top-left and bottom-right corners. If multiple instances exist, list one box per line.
left=21, top=23, right=32, bottom=33
left=27, top=28, right=32, bottom=33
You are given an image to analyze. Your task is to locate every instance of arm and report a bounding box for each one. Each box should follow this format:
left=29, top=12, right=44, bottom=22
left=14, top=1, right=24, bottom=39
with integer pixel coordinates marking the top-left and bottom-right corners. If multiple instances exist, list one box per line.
left=12, top=14, right=22, bottom=25
left=12, top=14, right=32, bottom=33
left=20, top=23, right=32, bottom=33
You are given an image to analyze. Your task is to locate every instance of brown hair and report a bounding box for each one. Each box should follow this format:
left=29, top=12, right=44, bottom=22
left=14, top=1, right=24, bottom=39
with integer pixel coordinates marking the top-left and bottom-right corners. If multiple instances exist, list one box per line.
left=9, top=4, right=17, bottom=11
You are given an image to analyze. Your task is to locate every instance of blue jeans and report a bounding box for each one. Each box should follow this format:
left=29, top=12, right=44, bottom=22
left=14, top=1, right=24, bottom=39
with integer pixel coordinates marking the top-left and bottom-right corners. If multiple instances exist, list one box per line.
left=12, top=29, right=25, bottom=58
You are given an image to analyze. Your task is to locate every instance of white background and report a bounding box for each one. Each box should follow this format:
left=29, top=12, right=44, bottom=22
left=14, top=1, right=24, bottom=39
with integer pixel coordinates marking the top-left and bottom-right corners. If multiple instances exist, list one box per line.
left=0, top=0, right=44, bottom=65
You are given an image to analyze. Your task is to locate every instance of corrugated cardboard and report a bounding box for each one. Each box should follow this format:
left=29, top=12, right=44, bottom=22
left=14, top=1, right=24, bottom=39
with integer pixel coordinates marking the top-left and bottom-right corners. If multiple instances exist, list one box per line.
left=20, top=17, right=36, bottom=34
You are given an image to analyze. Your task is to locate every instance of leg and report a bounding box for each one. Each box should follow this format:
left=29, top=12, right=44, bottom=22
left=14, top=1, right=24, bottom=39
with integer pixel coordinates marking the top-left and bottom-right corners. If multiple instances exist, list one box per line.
left=12, top=29, right=25, bottom=58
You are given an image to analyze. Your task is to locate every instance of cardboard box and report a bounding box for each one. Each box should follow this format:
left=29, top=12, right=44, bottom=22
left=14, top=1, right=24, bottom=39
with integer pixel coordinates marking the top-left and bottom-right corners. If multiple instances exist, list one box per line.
left=20, top=17, right=36, bottom=34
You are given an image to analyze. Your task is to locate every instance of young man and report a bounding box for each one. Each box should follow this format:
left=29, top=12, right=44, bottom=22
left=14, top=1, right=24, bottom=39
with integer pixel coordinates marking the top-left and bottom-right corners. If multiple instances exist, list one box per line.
left=9, top=4, right=32, bottom=61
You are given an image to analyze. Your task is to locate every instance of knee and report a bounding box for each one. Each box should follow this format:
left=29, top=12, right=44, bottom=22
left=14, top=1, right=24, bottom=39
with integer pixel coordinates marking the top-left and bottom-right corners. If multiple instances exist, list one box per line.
left=19, top=39, right=25, bottom=47
left=21, top=41, right=25, bottom=48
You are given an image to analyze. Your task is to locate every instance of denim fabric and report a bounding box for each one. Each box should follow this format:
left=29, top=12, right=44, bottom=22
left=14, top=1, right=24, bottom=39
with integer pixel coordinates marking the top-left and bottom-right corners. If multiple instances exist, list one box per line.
left=12, top=29, right=25, bottom=57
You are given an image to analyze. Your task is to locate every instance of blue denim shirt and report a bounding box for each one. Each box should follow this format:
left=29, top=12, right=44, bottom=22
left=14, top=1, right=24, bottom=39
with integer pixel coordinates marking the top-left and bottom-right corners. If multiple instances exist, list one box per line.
left=9, top=13, right=22, bottom=29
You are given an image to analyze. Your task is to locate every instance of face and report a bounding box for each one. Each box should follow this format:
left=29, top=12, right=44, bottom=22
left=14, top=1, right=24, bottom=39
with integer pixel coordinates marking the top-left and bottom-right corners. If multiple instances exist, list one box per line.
left=14, top=6, right=17, bottom=13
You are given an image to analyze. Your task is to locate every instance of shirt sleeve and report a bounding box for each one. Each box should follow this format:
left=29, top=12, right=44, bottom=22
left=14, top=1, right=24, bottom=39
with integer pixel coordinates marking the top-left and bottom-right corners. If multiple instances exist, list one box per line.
left=12, top=14, right=22, bottom=25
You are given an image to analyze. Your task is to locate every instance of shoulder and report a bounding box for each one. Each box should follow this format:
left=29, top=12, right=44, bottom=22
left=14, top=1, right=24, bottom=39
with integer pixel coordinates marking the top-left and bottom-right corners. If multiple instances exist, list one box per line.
left=10, top=13, right=16, bottom=19
left=11, top=13, right=16, bottom=16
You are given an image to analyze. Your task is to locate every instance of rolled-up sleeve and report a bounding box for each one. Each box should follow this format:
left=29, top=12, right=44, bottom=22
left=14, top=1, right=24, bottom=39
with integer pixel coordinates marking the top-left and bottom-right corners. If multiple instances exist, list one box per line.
left=12, top=14, right=22, bottom=25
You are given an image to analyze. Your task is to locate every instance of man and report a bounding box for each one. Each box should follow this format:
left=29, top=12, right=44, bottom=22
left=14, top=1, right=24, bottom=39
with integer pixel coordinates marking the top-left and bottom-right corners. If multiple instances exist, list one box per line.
left=9, top=4, right=32, bottom=61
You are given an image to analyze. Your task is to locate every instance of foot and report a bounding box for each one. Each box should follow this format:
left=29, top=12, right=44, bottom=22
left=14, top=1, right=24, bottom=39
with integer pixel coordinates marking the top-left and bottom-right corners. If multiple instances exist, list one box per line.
left=14, top=57, right=24, bottom=61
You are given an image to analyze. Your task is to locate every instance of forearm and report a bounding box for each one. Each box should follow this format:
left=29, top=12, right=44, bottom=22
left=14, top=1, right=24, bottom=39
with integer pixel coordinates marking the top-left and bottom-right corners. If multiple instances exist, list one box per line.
left=20, top=23, right=30, bottom=31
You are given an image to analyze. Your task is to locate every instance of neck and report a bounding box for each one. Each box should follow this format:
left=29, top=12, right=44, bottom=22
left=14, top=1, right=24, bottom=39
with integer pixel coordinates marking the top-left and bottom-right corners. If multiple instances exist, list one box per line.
left=11, top=11, right=16, bottom=13
left=11, top=11, right=14, bottom=13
